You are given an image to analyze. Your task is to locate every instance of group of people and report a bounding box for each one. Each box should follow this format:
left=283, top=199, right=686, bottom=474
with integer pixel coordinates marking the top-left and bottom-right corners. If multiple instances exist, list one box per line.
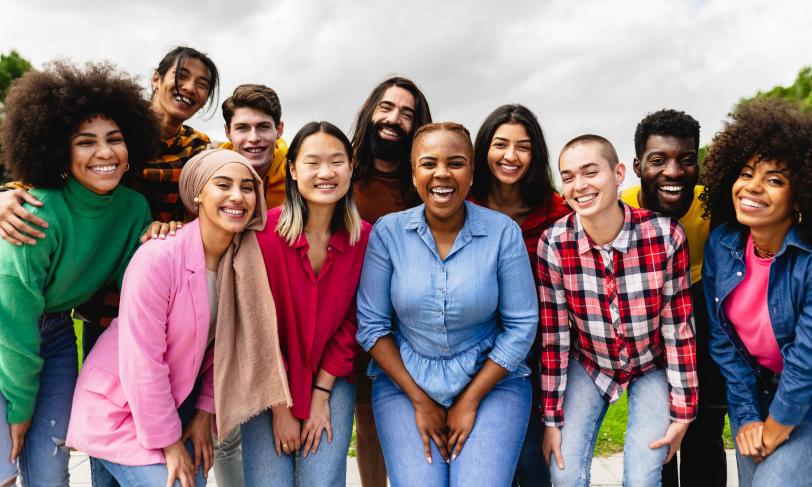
left=0, top=45, right=809, bottom=487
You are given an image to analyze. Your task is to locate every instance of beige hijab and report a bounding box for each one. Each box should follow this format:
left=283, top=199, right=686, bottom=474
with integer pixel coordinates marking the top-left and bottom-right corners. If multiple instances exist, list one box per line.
left=180, top=149, right=291, bottom=439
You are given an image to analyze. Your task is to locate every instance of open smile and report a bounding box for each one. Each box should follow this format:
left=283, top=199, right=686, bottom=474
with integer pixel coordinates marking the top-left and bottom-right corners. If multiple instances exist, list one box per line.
left=88, top=164, right=120, bottom=175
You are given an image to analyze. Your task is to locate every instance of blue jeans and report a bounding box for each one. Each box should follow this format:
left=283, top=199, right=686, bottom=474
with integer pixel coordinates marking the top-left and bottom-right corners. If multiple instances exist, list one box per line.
left=241, top=379, right=355, bottom=486
left=213, top=428, right=243, bottom=487
left=732, top=419, right=812, bottom=486
left=372, top=373, right=531, bottom=487
left=550, top=360, right=671, bottom=487
left=0, top=396, right=16, bottom=485
left=12, top=311, right=78, bottom=486
left=94, top=440, right=206, bottom=486
left=513, top=407, right=551, bottom=487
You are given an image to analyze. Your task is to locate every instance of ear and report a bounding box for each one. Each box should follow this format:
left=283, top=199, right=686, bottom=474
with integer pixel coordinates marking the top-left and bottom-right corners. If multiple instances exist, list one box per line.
left=289, top=162, right=298, bottom=181
left=632, top=157, right=642, bottom=178
left=276, top=121, right=284, bottom=138
left=615, top=162, right=627, bottom=187
left=224, top=123, right=232, bottom=141
left=151, top=71, right=161, bottom=91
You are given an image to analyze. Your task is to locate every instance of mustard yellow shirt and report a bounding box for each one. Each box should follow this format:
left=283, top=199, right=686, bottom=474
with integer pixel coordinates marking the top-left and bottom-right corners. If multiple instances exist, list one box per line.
left=219, top=137, right=288, bottom=209
left=621, top=185, right=708, bottom=284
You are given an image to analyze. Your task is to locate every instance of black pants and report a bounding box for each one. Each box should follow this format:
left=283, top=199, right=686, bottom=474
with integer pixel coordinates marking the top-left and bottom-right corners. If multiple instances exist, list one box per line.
left=662, top=282, right=727, bottom=487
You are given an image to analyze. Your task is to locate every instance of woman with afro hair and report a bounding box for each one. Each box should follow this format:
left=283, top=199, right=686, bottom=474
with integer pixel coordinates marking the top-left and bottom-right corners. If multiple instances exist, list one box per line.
left=0, top=61, right=158, bottom=486
left=701, top=98, right=812, bottom=486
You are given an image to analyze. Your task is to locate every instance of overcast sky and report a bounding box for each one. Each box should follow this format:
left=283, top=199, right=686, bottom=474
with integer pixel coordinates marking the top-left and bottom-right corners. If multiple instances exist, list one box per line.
left=3, top=0, right=810, bottom=187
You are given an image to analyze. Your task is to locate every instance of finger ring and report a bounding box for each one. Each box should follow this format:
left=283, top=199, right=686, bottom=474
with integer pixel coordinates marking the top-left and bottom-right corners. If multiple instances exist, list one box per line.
left=282, top=443, right=289, bottom=448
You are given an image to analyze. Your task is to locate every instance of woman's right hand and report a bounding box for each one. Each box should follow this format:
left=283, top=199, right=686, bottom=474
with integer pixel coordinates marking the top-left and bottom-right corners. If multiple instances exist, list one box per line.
left=412, top=395, right=449, bottom=464
left=736, top=421, right=766, bottom=461
left=272, top=404, right=302, bottom=456
left=163, top=440, right=195, bottom=487
left=542, top=425, right=565, bottom=470
left=0, top=189, right=47, bottom=246
left=140, top=220, right=183, bottom=243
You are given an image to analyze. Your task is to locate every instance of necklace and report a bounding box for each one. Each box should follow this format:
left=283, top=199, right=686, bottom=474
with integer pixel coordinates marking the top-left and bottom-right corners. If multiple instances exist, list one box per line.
left=753, top=240, right=776, bottom=259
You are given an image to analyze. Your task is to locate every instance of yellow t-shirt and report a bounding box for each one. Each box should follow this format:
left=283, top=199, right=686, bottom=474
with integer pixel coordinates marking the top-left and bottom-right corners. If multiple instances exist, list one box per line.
left=219, top=137, right=288, bottom=209
left=621, top=185, right=708, bottom=284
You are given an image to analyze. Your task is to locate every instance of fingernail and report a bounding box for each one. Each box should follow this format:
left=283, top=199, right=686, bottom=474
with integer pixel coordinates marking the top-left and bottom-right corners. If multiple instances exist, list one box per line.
left=426, top=456, right=432, bottom=464
left=170, top=231, right=175, bottom=236
left=160, top=234, right=166, bottom=239
left=152, top=233, right=158, bottom=238
left=452, top=453, right=457, bottom=460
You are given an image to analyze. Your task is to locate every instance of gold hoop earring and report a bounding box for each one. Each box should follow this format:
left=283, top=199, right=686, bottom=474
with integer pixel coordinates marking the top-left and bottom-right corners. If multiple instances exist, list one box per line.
left=798, top=211, right=804, bottom=224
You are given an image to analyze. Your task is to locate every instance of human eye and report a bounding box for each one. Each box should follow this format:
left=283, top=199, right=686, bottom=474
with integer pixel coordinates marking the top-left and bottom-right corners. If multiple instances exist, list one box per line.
left=402, top=111, right=414, bottom=121
left=491, top=141, right=507, bottom=149
left=241, top=184, right=254, bottom=193
left=585, top=170, right=598, bottom=177
left=738, top=167, right=753, bottom=179
left=649, top=156, right=665, bottom=165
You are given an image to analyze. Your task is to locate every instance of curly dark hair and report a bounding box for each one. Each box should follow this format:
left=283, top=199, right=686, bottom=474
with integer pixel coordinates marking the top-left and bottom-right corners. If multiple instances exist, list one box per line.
left=700, top=98, right=812, bottom=241
left=634, top=109, right=700, bottom=158
left=0, top=61, right=160, bottom=188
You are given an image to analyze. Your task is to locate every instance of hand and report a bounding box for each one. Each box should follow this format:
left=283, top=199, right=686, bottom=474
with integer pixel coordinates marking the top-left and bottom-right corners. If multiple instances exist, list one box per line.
left=412, top=395, right=449, bottom=464
left=447, top=395, right=478, bottom=459
left=181, top=410, right=213, bottom=478
left=140, top=220, right=182, bottom=243
left=300, top=389, right=332, bottom=458
left=9, top=419, right=32, bottom=462
left=0, top=189, right=47, bottom=246
left=272, top=404, right=302, bottom=456
left=649, top=421, right=689, bottom=463
left=735, top=421, right=766, bottom=461
left=762, top=416, right=794, bottom=456
left=163, top=440, right=195, bottom=487
left=542, top=426, right=564, bottom=470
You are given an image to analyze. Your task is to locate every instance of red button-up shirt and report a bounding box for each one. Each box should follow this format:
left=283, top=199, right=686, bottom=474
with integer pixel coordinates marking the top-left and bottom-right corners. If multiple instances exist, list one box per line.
left=256, top=207, right=372, bottom=420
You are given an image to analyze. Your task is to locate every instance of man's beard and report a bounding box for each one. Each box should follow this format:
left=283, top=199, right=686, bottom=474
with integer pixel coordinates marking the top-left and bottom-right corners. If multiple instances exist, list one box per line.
left=370, top=122, right=410, bottom=164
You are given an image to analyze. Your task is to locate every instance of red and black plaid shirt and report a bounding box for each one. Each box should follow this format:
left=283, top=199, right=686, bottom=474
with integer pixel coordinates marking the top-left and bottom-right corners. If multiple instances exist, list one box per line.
left=537, top=203, right=698, bottom=427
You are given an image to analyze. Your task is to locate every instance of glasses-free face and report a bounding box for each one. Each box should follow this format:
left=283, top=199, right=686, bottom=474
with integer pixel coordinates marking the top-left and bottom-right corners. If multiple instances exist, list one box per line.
left=70, top=116, right=129, bottom=195
left=197, top=162, right=257, bottom=236
left=290, top=132, right=353, bottom=209
left=487, top=122, right=532, bottom=186
left=559, top=142, right=625, bottom=221
left=226, top=107, right=281, bottom=179
left=151, top=57, right=211, bottom=124
left=634, top=134, right=699, bottom=218
left=371, top=86, right=416, bottom=143
left=732, top=156, right=794, bottom=234
left=412, top=130, right=473, bottom=225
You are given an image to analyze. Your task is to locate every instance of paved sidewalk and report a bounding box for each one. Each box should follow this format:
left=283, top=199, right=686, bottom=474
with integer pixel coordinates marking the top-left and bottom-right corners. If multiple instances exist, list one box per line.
left=63, top=450, right=739, bottom=486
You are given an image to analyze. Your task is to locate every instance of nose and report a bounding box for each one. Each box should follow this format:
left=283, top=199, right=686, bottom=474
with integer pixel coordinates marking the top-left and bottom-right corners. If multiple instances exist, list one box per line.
left=317, top=162, right=335, bottom=179
left=96, top=142, right=114, bottom=160
left=744, top=175, right=764, bottom=193
left=434, top=162, right=450, bottom=179
left=504, top=146, right=517, bottom=162
left=574, top=174, right=589, bottom=192
left=662, top=160, right=685, bottom=179
left=249, top=127, right=260, bottom=142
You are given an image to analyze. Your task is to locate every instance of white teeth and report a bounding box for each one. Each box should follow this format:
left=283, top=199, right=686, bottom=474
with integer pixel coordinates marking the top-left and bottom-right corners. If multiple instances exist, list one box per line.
left=174, top=94, right=194, bottom=106
left=499, top=163, right=520, bottom=173
left=741, top=198, right=766, bottom=208
left=576, top=194, right=596, bottom=203
left=659, top=185, right=683, bottom=193
left=221, top=208, right=245, bottom=216
left=431, top=187, right=454, bottom=194
left=315, top=184, right=337, bottom=189
left=90, top=165, right=117, bottom=173
left=245, top=147, right=265, bottom=153
left=381, top=128, right=399, bottom=137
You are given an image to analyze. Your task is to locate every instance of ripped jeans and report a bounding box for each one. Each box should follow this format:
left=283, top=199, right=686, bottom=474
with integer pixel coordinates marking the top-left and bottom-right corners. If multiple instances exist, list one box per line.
left=17, top=311, right=78, bottom=486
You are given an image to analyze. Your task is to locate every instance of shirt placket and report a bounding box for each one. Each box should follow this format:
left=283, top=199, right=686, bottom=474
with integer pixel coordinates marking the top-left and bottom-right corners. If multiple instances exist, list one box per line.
left=600, top=246, right=630, bottom=378
left=438, top=263, right=452, bottom=357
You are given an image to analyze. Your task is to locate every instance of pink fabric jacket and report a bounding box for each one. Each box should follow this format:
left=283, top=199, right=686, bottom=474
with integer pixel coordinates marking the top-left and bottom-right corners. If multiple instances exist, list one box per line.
left=66, top=219, right=215, bottom=465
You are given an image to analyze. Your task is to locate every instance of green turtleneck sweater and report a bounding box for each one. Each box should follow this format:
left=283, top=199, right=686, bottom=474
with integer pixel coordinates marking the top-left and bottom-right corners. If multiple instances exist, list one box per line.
left=0, top=177, right=151, bottom=423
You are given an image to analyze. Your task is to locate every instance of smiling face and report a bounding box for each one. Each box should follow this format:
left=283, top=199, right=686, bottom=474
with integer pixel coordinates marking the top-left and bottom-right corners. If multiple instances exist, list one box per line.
left=487, top=122, right=532, bottom=186
left=634, top=134, right=699, bottom=218
left=412, top=130, right=473, bottom=225
left=559, top=142, right=625, bottom=221
left=369, top=85, right=416, bottom=162
left=732, top=156, right=795, bottom=234
left=226, top=107, right=279, bottom=178
left=197, top=162, right=257, bottom=235
left=69, top=116, right=129, bottom=195
left=151, top=57, right=211, bottom=124
left=290, top=132, right=353, bottom=209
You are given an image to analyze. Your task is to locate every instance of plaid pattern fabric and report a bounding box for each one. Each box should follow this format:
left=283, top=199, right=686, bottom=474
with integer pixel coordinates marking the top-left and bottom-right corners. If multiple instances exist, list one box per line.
left=537, top=203, right=698, bottom=427
left=129, top=125, right=210, bottom=222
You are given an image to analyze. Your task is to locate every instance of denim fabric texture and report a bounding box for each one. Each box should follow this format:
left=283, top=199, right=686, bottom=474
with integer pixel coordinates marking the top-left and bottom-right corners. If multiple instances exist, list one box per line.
left=732, top=418, right=812, bottom=487
left=16, top=311, right=77, bottom=487
left=703, top=223, right=812, bottom=428
left=356, top=201, right=538, bottom=406
left=512, top=406, right=551, bottom=487
left=550, top=360, right=671, bottom=487
left=213, top=428, right=243, bottom=486
left=95, top=440, right=206, bottom=486
left=372, top=373, right=531, bottom=487
left=240, top=379, right=355, bottom=486
left=0, top=395, right=16, bottom=484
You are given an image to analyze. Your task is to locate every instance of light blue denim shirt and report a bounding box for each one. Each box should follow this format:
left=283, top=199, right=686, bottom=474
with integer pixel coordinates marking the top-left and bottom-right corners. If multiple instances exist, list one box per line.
left=356, top=201, right=538, bottom=406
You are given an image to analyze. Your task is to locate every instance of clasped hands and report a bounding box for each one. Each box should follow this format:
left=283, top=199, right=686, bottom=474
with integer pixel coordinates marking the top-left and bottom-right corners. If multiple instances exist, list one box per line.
left=413, top=391, right=479, bottom=464
left=736, top=416, right=794, bottom=463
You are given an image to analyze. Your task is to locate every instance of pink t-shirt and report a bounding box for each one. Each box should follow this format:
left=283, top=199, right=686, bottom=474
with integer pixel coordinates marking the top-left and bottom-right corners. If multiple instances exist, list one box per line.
left=724, top=235, right=783, bottom=373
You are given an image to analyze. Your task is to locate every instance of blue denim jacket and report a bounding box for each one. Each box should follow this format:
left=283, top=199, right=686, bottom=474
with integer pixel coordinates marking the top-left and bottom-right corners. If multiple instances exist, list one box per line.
left=703, top=222, right=812, bottom=428
left=356, top=201, right=538, bottom=406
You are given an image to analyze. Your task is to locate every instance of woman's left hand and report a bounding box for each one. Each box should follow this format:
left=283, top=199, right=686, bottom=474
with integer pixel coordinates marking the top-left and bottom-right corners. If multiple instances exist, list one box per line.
left=649, top=421, right=689, bottom=463
left=447, top=395, right=479, bottom=460
left=181, top=410, right=213, bottom=477
left=300, top=389, right=332, bottom=458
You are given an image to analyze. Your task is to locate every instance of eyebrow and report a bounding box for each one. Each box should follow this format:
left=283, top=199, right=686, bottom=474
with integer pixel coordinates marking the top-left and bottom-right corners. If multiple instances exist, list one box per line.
left=73, top=129, right=123, bottom=139
left=493, top=136, right=531, bottom=144
left=301, top=152, right=347, bottom=159
left=178, top=67, right=211, bottom=83
left=212, top=176, right=255, bottom=183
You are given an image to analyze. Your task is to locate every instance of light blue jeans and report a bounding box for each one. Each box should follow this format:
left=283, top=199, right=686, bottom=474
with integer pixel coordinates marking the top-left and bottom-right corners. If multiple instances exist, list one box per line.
left=94, top=440, right=207, bottom=486
left=732, top=418, right=812, bottom=486
left=372, top=373, right=531, bottom=487
left=550, top=360, right=671, bottom=487
left=240, top=379, right=355, bottom=486
left=0, top=396, right=16, bottom=485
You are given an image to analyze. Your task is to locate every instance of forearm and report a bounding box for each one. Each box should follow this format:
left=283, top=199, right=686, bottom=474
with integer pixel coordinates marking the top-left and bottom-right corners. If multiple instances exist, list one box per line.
left=368, top=335, right=431, bottom=404
left=314, top=369, right=337, bottom=390
left=456, top=359, right=508, bottom=406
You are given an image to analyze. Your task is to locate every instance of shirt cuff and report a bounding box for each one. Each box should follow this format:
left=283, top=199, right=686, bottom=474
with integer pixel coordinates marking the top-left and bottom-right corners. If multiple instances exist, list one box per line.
left=769, top=393, right=810, bottom=427
left=358, top=331, right=391, bottom=353
left=487, top=349, right=521, bottom=373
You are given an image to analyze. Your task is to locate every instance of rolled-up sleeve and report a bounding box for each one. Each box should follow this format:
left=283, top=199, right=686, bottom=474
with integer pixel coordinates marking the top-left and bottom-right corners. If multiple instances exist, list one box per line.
left=356, top=224, right=395, bottom=352
left=488, top=222, right=538, bottom=372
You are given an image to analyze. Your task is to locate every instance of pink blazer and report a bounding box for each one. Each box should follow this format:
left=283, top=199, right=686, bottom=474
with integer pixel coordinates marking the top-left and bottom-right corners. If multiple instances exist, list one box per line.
left=66, top=219, right=215, bottom=465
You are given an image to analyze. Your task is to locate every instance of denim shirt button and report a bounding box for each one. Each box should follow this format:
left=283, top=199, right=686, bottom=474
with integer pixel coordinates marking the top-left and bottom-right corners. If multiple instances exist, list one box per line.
left=736, top=271, right=742, bottom=276
left=715, top=297, right=719, bottom=303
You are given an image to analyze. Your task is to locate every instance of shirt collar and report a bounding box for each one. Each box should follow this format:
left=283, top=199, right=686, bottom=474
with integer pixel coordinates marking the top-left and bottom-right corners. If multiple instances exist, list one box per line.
left=573, top=201, right=634, bottom=255
left=290, top=228, right=348, bottom=253
left=404, top=200, right=488, bottom=237
left=719, top=222, right=812, bottom=256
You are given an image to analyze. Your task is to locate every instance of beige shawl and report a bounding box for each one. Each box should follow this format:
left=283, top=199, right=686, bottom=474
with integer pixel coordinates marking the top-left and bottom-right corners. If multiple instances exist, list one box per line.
left=180, top=149, right=291, bottom=439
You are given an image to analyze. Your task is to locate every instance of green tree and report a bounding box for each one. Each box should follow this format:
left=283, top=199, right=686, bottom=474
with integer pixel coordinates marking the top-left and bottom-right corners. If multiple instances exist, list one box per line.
left=0, top=50, right=32, bottom=103
left=743, top=66, right=812, bottom=111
